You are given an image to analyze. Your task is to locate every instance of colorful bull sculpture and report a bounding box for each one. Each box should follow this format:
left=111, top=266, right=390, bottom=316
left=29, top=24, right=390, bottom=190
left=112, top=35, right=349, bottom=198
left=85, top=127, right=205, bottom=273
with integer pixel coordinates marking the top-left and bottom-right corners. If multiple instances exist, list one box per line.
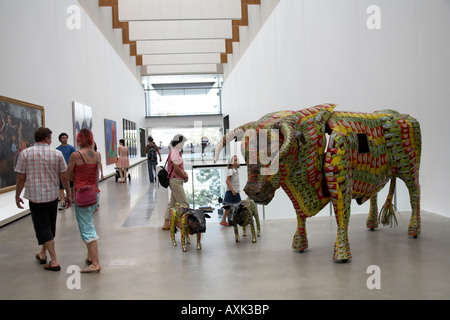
left=170, top=205, right=211, bottom=252
left=214, top=104, right=421, bottom=262
left=223, top=198, right=261, bottom=243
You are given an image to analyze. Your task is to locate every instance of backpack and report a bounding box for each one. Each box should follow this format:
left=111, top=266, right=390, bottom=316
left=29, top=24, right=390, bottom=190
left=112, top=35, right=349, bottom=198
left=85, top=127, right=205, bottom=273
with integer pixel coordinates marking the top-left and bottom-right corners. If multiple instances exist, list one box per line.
left=147, top=145, right=157, bottom=163
left=158, top=156, right=173, bottom=188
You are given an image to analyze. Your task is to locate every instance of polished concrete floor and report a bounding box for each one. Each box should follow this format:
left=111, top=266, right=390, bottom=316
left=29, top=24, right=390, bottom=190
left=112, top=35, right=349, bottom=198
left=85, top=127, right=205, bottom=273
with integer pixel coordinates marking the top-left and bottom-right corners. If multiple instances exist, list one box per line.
left=0, top=161, right=449, bottom=300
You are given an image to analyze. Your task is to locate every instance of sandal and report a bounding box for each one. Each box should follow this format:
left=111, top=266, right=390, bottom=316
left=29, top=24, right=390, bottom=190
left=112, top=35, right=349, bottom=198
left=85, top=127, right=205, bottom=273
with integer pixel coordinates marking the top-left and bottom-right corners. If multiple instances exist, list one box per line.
left=81, top=266, right=101, bottom=273
left=44, top=261, right=61, bottom=271
left=35, top=253, right=47, bottom=264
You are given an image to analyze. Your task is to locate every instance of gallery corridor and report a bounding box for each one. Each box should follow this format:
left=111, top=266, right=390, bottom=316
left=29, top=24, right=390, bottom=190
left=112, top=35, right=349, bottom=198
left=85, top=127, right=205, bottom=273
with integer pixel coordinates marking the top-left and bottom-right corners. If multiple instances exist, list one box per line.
left=0, top=161, right=449, bottom=300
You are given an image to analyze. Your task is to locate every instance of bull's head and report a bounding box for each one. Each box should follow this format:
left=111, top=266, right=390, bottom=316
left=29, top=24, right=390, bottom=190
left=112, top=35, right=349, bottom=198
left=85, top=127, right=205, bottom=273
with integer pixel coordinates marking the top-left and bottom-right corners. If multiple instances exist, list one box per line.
left=184, top=209, right=211, bottom=234
left=214, top=105, right=336, bottom=206
left=214, top=113, right=299, bottom=205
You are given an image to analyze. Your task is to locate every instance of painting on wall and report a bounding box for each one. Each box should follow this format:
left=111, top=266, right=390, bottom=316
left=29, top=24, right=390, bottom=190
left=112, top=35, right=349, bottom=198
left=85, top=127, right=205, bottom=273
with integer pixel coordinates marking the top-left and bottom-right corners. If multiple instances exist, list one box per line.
left=72, top=101, right=92, bottom=149
left=104, top=118, right=117, bottom=165
left=0, top=95, right=45, bottom=194
left=123, top=118, right=137, bottom=157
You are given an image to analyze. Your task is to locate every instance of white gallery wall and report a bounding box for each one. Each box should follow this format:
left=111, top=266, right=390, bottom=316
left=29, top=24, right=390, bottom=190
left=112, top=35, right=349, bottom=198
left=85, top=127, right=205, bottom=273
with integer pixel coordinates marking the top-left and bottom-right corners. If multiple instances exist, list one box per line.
left=0, top=0, right=145, bottom=225
left=221, top=0, right=450, bottom=218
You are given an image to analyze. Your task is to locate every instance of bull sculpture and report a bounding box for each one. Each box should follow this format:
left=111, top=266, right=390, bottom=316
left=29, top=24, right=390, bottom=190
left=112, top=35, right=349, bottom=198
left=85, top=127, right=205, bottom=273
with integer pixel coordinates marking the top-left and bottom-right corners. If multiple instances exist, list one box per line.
left=223, top=198, right=261, bottom=243
left=214, top=104, right=421, bottom=262
left=170, top=204, right=211, bottom=252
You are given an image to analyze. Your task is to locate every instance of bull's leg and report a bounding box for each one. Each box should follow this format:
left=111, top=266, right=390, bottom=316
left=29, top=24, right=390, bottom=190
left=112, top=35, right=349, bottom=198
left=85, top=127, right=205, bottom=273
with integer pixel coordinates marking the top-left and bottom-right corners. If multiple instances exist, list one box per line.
left=196, top=233, right=202, bottom=250
left=234, top=225, right=240, bottom=242
left=366, top=194, right=379, bottom=230
left=292, top=213, right=308, bottom=252
left=331, top=192, right=352, bottom=261
left=242, top=225, right=247, bottom=236
left=406, top=184, right=421, bottom=238
left=326, top=139, right=352, bottom=262
left=333, top=223, right=352, bottom=262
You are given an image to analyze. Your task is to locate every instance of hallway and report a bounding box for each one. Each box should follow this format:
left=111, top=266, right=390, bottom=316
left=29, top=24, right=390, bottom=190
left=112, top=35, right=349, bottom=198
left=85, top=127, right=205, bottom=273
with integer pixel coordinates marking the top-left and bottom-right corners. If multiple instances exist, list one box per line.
left=0, top=161, right=449, bottom=300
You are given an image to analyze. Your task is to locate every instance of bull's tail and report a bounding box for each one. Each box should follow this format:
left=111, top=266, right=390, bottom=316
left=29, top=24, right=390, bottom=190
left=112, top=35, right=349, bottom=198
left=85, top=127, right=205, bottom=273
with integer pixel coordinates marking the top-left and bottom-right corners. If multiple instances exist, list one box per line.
left=379, top=179, right=399, bottom=227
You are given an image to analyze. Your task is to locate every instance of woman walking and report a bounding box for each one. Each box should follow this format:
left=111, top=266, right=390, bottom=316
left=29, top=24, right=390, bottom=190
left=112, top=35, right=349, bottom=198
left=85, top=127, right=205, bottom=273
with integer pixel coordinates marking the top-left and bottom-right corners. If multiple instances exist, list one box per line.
left=66, top=128, right=101, bottom=273
left=117, top=139, right=130, bottom=183
left=162, top=134, right=189, bottom=230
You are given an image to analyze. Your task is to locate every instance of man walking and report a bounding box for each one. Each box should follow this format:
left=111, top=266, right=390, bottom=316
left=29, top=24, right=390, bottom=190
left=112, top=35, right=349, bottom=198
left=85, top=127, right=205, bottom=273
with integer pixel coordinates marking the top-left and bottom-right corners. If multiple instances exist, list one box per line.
left=15, top=127, right=72, bottom=271
left=56, top=132, right=76, bottom=210
left=145, top=135, right=162, bottom=183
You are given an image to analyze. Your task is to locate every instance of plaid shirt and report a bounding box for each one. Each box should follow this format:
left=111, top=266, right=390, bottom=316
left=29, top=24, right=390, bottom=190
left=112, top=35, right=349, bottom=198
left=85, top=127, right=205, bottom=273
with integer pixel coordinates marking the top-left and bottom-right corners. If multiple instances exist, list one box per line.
left=15, top=143, right=67, bottom=203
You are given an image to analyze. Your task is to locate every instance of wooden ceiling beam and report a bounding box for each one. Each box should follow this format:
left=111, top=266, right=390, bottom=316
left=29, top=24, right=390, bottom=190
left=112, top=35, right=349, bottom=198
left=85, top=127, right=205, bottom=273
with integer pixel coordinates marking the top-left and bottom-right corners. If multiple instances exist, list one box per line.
left=98, top=0, right=142, bottom=67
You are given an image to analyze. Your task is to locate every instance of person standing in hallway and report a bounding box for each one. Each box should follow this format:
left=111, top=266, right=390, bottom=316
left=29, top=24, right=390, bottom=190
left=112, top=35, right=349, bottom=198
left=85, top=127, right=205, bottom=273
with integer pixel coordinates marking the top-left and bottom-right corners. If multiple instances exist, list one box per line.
left=220, top=155, right=241, bottom=226
left=56, top=132, right=76, bottom=210
left=162, top=134, right=189, bottom=230
left=116, top=138, right=130, bottom=183
left=14, top=127, right=72, bottom=272
left=66, top=128, right=101, bottom=273
left=145, top=135, right=162, bottom=183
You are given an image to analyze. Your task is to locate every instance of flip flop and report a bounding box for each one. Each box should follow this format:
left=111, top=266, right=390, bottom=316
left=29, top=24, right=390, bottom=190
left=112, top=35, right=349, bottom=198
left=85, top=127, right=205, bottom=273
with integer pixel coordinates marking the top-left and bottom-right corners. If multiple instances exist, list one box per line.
left=35, top=253, right=47, bottom=264
left=80, top=266, right=101, bottom=273
left=44, top=262, right=61, bottom=271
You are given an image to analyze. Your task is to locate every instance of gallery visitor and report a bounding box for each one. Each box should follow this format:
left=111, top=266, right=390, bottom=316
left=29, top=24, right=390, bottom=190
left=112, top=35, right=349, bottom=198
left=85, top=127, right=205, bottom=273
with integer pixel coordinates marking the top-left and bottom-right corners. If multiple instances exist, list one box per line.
left=162, top=134, right=189, bottom=230
left=66, top=128, right=101, bottom=273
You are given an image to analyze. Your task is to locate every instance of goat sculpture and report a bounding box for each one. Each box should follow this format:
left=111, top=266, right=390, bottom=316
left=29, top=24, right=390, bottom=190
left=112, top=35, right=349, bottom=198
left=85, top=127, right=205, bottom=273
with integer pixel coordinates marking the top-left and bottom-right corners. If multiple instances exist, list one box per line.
left=214, top=104, right=421, bottom=262
left=170, top=205, right=211, bottom=252
left=223, top=198, right=261, bottom=243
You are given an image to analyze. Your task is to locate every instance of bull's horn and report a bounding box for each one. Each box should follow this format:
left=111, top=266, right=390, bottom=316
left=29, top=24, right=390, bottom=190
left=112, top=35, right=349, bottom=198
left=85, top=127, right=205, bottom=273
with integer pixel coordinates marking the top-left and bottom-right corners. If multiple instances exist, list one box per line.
left=214, top=123, right=251, bottom=162
left=269, top=122, right=295, bottom=167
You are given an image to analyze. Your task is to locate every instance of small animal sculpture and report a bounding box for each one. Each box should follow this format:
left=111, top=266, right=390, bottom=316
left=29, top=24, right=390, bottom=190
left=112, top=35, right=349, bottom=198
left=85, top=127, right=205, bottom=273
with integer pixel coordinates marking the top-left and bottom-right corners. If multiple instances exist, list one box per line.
left=170, top=204, right=211, bottom=252
left=214, top=104, right=421, bottom=262
left=223, top=198, right=261, bottom=243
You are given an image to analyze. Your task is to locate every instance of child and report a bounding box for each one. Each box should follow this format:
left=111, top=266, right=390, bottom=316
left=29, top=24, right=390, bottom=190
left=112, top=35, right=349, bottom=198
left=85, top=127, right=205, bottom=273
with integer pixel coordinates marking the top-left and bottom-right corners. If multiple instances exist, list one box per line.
left=220, top=155, right=241, bottom=226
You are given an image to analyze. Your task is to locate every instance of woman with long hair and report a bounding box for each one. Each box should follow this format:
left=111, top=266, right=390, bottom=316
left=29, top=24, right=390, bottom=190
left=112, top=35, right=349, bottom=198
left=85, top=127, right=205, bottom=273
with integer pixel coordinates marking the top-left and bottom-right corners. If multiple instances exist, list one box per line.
left=66, top=128, right=101, bottom=273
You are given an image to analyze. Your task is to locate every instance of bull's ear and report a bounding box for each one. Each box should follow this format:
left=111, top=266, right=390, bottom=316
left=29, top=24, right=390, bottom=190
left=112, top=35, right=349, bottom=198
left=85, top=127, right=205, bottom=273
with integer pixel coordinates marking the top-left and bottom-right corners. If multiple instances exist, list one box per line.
left=204, top=214, right=211, bottom=218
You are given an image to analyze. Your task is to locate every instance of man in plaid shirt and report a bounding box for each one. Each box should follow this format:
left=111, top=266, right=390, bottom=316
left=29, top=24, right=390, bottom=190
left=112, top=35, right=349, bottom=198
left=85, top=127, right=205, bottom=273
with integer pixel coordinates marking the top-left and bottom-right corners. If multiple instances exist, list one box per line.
left=15, top=127, right=72, bottom=271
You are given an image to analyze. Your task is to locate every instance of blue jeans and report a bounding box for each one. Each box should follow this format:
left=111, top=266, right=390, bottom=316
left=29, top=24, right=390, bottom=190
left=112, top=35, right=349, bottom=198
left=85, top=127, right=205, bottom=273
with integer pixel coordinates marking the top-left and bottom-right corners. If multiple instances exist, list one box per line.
left=148, top=160, right=157, bottom=182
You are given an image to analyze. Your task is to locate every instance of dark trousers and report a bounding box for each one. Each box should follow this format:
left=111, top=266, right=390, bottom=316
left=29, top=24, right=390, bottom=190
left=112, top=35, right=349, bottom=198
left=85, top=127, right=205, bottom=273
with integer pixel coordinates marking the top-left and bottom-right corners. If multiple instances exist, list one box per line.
left=29, top=199, right=58, bottom=245
left=147, top=160, right=157, bottom=183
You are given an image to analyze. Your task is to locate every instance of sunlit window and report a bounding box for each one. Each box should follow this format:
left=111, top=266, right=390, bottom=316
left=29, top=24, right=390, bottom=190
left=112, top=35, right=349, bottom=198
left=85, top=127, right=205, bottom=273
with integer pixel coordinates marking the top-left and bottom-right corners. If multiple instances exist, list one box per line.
left=143, top=74, right=223, bottom=117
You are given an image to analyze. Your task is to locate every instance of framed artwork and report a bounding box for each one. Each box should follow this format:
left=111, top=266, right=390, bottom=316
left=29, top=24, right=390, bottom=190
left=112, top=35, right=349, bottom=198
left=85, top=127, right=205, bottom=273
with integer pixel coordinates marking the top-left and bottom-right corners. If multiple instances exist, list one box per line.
left=104, top=118, right=117, bottom=165
left=0, top=95, right=45, bottom=194
left=123, top=118, right=137, bottom=157
left=72, top=101, right=92, bottom=148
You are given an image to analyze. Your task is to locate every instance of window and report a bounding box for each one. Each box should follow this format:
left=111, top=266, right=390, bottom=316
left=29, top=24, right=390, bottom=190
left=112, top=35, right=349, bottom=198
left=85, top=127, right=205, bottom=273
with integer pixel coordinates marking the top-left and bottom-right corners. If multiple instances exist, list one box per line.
left=143, top=74, right=223, bottom=117
left=148, top=126, right=222, bottom=161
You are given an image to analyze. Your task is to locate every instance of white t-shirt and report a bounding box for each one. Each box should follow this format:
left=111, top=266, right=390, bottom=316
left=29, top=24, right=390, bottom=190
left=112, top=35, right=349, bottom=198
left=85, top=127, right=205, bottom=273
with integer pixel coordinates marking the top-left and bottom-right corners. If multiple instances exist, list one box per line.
left=226, top=168, right=240, bottom=192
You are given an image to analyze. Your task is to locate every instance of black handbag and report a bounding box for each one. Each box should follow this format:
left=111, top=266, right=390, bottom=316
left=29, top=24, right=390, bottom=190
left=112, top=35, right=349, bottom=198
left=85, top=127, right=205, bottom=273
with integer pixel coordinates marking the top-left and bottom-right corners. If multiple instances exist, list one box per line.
left=157, top=157, right=173, bottom=188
